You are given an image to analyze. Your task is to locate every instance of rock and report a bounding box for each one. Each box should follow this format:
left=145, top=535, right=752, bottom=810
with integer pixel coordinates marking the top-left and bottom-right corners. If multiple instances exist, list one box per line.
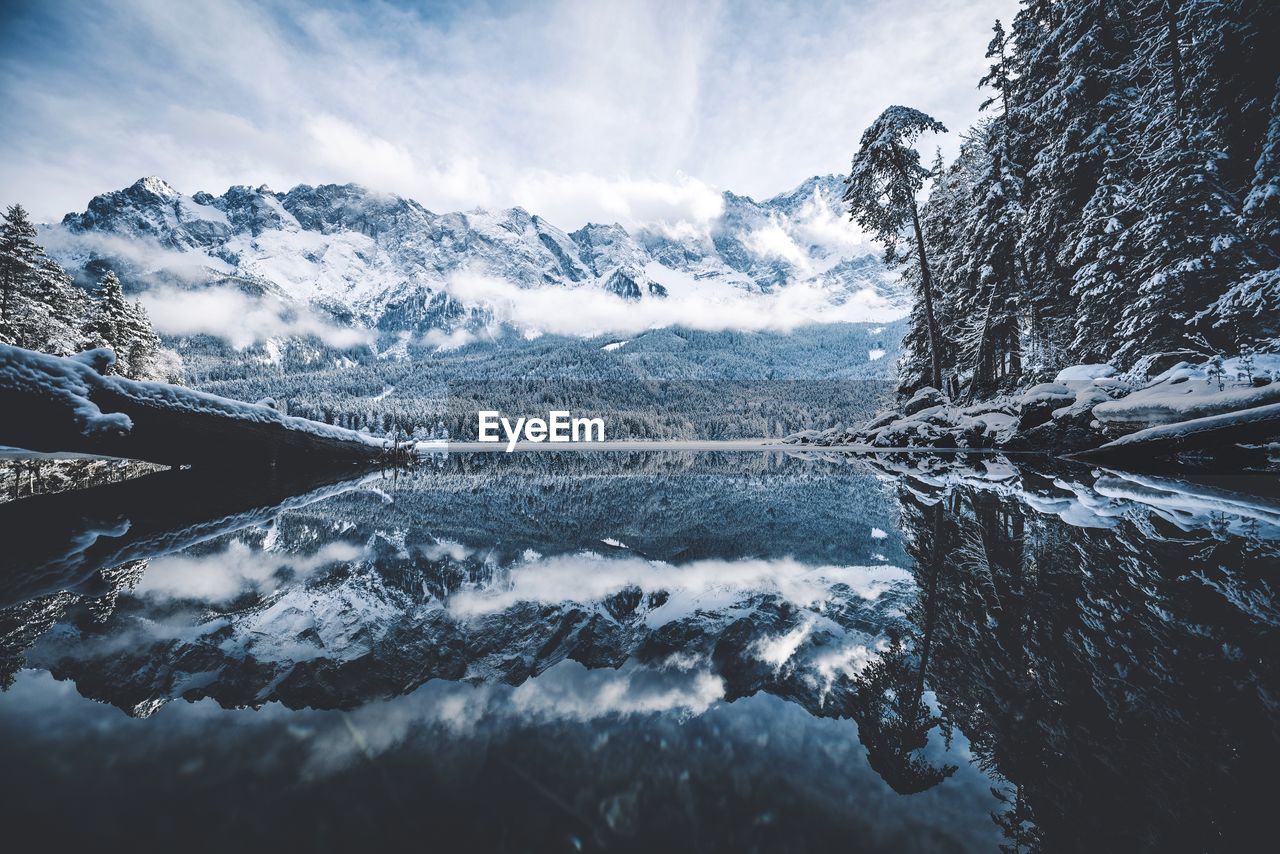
left=904, top=387, right=945, bottom=416
left=783, top=429, right=822, bottom=445
left=1005, top=406, right=1105, bottom=453
left=1018, top=398, right=1063, bottom=431
left=1015, top=383, right=1076, bottom=431
left=863, top=411, right=900, bottom=432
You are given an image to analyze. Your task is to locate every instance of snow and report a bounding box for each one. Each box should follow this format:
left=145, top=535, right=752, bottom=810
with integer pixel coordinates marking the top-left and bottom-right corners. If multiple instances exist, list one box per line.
left=602, top=340, right=629, bottom=352
left=1054, top=363, right=1116, bottom=382
left=1, top=343, right=390, bottom=450
left=868, top=348, right=886, bottom=361
left=1015, top=383, right=1074, bottom=404
left=1088, top=402, right=1280, bottom=451
left=1092, top=472, right=1280, bottom=535
left=176, top=195, right=230, bottom=226
left=864, top=454, right=1280, bottom=536
left=1, top=346, right=133, bottom=437
left=136, top=176, right=178, bottom=199
left=1094, top=358, right=1280, bottom=429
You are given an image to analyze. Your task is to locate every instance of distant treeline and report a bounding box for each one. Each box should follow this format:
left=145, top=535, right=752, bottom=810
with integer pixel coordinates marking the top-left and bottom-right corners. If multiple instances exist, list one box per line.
left=186, top=323, right=902, bottom=439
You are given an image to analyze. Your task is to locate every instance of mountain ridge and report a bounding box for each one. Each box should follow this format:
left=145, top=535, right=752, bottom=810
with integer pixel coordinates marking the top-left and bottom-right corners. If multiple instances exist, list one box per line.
left=43, top=174, right=905, bottom=340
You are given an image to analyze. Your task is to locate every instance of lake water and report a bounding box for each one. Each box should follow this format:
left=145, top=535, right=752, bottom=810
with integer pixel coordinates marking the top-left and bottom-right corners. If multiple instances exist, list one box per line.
left=1, top=451, right=1277, bottom=852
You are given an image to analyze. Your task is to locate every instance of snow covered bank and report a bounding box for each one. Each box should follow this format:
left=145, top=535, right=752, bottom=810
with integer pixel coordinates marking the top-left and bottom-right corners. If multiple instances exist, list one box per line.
left=783, top=352, right=1280, bottom=466
left=852, top=453, right=1280, bottom=538
left=0, top=343, right=390, bottom=468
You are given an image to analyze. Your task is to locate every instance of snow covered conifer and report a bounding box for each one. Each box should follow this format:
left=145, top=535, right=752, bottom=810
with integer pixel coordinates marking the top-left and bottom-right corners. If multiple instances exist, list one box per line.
left=0, top=203, right=41, bottom=339
left=89, top=271, right=131, bottom=372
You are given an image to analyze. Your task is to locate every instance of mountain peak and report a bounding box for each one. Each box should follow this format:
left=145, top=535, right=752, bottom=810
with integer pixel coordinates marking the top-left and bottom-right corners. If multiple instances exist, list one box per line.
left=764, top=174, right=844, bottom=208
left=131, top=176, right=179, bottom=200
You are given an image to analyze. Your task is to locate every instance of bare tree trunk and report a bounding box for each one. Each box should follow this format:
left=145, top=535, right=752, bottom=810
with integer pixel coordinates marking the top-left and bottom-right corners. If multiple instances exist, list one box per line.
left=908, top=199, right=944, bottom=392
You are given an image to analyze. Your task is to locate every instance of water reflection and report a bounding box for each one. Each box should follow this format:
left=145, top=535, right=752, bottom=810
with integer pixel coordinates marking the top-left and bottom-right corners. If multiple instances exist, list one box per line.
left=0, top=452, right=1276, bottom=851
left=869, top=453, right=1280, bottom=852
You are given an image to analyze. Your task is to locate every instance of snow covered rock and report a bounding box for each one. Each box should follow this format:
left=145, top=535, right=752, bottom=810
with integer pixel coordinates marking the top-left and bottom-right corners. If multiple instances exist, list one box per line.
left=1005, top=404, right=1105, bottom=453
left=903, top=387, right=945, bottom=416
left=1014, top=383, right=1077, bottom=431
left=782, top=429, right=824, bottom=445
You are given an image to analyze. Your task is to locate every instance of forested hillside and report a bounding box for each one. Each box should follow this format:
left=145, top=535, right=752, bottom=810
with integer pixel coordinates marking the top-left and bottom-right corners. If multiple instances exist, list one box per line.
left=868, top=0, right=1279, bottom=399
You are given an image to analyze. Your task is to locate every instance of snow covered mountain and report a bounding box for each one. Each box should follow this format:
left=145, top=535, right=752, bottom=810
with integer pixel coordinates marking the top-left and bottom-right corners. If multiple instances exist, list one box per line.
left=42, top=174, right=903, bottom=341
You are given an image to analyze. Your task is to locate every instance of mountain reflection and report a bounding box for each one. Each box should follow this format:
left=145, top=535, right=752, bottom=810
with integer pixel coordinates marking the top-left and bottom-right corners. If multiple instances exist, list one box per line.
left=1, top=452, right=1277, bottom=851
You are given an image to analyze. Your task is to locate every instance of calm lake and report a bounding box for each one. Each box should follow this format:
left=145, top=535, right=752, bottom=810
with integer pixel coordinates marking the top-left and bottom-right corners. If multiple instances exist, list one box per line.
left=1, top=451, right=1277, bottom=852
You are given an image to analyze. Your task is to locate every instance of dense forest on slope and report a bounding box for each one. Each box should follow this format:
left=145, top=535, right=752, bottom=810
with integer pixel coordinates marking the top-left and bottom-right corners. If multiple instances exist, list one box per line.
left=871, top=0, right=1279, bottom=400
left=0, top=204, right=178, bottom=381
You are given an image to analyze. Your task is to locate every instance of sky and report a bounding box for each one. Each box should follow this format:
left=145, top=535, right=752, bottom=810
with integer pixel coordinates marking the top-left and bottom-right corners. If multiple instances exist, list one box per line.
left=0, top=0, right=1018, bottom=230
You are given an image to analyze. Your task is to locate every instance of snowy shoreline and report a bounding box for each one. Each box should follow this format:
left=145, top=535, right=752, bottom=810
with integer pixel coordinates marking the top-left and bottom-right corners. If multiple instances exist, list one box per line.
left=782, top=353, right=1280, bottom=468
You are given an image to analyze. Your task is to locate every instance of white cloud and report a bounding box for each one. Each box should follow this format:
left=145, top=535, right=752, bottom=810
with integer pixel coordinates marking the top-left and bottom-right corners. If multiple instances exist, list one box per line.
left=446, top=550, right=911, bottom=621
left=419, top=327, right=477, bottom=351
left=511, top=171, right=726, bottom=235
left=38, top=227, right=234, bottom=283
left=2, top=0, right=1021, bottom=228
left=443, top=267, right=904, bottom=338
left=305, top=114, right=418, bottom=190
left=745, top=219, right=812, bottom=272
left=141, top=285, right=372, bottom=349
left=297, top=658, right=726, bottom=778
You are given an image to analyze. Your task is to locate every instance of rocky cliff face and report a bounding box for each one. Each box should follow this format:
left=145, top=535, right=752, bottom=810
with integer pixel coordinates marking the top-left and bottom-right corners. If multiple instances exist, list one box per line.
left=46, top=174, right=901, bottom=335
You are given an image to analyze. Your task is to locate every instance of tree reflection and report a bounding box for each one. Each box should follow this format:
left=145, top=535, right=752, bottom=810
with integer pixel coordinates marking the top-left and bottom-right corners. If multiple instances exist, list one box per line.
left=849, top=499, right=956, bottom=795
left=867, top=460, right=1280, bottom=851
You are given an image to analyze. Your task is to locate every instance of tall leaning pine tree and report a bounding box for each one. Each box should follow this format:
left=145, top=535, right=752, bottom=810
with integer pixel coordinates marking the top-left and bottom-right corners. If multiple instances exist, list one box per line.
left=845, top=106, right=948, bottom=392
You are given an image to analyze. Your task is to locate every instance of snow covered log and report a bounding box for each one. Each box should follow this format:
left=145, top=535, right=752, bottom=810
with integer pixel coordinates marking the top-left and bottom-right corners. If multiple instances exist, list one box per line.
left=0, top=343, right=391, bottom=468
left=1071, top=402, right=1280, bottom=466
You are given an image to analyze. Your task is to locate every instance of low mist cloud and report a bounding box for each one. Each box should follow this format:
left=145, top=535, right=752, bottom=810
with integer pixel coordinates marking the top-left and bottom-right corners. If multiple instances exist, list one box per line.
left=445, top=268, right=904, bottom=339
left=38, top=227, right=234, bottom=283
left=447, top=551, right=912, bottom=619
left=511, top=171, right=726, bottom=238
left=141, top=285, right=372, bottom=349
left=419, top=327, right=478, bottom=351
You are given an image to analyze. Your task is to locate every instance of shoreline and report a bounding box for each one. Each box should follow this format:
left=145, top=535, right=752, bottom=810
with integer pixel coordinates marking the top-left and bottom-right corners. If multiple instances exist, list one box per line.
left=416, top=439, right=1033, bottom=453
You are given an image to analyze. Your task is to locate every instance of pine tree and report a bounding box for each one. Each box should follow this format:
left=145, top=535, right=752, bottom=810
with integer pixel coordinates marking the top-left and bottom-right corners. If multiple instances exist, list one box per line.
left=0, top=204, right=41, bottom=339
left=121, top=299, right=161, bottom=378
left=845, top=106, right=949, bottom=392
left=960, top=21, right=1031, bottom=396
left=892, top=0, right=1280, bottom=383
left=90, top=271, right=132, bottom=372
